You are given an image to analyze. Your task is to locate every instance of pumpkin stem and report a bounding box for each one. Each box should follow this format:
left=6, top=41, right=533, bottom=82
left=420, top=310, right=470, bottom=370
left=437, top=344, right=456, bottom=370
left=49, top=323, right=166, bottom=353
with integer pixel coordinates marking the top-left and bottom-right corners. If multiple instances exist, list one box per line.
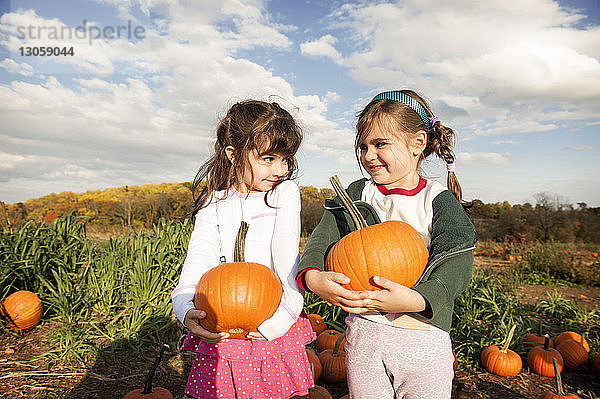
left=332, top=332, right=346, bottom=357
left=142, top=344, right=168, bottom=394
left=329, top=175, right=367, bottom=230
left=233, top=221, right=249, bottom=262
left=543, top=334, right=550, bottom=351
left=501, top=324, right=517, bottom=353
left=553, top=357, right=565, bottom=395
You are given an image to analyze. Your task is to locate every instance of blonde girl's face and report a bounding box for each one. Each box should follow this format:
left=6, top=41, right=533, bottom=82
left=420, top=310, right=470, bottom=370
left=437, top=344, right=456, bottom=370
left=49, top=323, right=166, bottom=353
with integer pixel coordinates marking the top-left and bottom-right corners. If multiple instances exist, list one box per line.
left=358, top=125, right=425, bottom=190
left=237, top=149, right=290, bottom=193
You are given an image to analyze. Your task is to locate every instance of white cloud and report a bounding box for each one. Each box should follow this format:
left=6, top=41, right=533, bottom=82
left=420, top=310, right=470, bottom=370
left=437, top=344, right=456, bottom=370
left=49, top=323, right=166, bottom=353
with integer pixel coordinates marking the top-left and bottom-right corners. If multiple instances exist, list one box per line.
left=300, top=34, right=342, bottom=61
left=0, top=59, right=33, bottom=76
left=319, top=0, right=600, bottom=135
left=564, top=145, right=593, bottom=151
left=457, top=152, right=512, bottom=165
left=0, top=2, right=355, bottom=202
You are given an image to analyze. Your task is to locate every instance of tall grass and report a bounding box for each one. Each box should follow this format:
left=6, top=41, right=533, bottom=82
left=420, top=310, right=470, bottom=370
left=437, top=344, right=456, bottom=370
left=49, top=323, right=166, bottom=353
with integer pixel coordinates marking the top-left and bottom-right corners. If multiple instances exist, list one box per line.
left=0, top=213, right=192, bottom=364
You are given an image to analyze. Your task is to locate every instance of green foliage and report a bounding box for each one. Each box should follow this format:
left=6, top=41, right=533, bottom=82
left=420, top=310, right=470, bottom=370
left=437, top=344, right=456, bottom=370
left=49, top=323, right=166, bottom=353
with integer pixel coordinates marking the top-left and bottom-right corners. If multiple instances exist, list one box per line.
left=451, top=268, right=527, bottom=369
left=0, top=213, right=192, bottom=364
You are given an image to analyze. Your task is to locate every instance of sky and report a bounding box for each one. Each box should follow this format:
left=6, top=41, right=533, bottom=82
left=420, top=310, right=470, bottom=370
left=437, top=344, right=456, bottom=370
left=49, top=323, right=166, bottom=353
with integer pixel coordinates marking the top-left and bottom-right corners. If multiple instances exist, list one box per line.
left=1, top=0, right=599, bottom=206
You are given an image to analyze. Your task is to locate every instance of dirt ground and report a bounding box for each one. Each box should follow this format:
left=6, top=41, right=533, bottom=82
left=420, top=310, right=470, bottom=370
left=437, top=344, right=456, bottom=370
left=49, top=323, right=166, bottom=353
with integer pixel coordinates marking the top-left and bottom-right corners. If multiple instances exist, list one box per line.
left=1, top=256, right=599, bottom=399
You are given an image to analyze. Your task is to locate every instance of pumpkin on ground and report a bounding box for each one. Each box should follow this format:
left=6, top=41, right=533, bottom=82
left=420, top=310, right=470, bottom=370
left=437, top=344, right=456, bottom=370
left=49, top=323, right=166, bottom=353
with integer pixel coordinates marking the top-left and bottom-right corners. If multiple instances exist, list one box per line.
left=481, top=325, right=522, bottom=377
left=318, top=332, right=346, bottom=383
left=554, top=331, right=589, bottom=353
left=1, top=290, right=43, bottom=331
left=307, top=313, right=327, bottom=335
left=306, top=348, right=322, bottom=381
left=452, top=349, right=457, bottom=371
left=315, top=329, right=345, bottom=353
left=538, top=358, right=580, bottom=399
left=556, top=339, right=588, bottom=370
left=523, top=320, right=553, bottom=348
left=123, top=344, right=173, bottom=399
left=194, top=221, right=282, bottom=339
left=527, top=335, right=564, bottom=377
left=292, top=386, right=332, bottom=399
left=324, top=176, right=428, bottom=291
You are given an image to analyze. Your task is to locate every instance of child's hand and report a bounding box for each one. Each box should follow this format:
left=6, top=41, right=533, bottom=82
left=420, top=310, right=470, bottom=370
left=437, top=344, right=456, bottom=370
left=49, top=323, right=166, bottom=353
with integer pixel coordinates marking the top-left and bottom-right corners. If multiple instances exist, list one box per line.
left=305, top=269, right=369, bottom=314
left=246, top=331, right=267, bottom=341
left=184, top=309, right=230, bottom=343
left=362, top=276, right=427, bottom=313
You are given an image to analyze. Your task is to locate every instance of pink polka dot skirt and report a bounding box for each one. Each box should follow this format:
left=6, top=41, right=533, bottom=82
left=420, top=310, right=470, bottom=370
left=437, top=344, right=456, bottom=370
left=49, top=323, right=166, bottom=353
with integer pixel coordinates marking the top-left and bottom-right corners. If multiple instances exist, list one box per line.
left=182, top=315, right=316, bottom=399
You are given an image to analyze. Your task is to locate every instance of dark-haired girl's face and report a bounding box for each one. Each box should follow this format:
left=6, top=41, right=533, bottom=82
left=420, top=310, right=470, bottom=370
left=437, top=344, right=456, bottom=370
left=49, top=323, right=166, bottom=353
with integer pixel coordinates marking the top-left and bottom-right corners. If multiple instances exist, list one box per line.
left=236, top=149, right=290, bottom=193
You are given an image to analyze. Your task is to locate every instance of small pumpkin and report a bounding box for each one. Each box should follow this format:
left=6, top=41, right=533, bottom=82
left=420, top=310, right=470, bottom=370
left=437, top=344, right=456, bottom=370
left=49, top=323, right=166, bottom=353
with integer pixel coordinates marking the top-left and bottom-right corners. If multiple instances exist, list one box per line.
left=591, top=352, right=600, bottom=373
left=194, top=221, right=283, bottom=339
left=527, top=335, right=564, bottom=377
left=452, top=349, right=457, bottom=371
left=523, top=320, right=553, bottom=348
left=306, top=348, right=322, bottom=381
left=538, top=358, right=580, bottom=399
left=316, top=329, right=345, bottom=353
left=324, top=176, right=428, bottom=291
left=481, top=325, right=522, bottom=377
left=123, top=344, right=173, bottom=399
left=1, top=290, right=43, bottom=331
left=307, top=313, right=327, bottom=335
left=292, top=386, right=332, bottom=399
left=556, top=339, right=588, bottom=370
left=318, top=332, right=346, bottom=383
left=554, top=331, right=589, bottom=353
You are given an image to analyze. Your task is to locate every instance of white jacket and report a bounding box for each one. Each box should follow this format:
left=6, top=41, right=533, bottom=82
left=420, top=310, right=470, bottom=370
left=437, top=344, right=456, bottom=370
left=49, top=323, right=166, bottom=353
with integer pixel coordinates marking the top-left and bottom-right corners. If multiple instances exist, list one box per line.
left=171, top=180, right=304, bottom=341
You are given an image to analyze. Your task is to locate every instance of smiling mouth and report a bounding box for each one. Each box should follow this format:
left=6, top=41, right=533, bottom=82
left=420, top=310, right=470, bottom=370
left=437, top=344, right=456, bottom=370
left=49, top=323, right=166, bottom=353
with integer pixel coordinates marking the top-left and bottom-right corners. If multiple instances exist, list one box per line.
left=368, top=164, right=386, bottom=172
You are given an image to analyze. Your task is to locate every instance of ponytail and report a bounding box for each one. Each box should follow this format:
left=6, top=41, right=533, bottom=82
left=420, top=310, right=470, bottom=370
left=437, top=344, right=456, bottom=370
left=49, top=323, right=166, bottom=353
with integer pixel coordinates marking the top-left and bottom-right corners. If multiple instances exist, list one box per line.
left=427, top=119, right=471, bottom=213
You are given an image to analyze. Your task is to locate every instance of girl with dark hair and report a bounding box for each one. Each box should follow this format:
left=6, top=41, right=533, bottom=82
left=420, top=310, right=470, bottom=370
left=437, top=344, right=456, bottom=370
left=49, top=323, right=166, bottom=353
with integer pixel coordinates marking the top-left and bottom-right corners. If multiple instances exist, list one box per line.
left=172, top=100, right=315, bottom=399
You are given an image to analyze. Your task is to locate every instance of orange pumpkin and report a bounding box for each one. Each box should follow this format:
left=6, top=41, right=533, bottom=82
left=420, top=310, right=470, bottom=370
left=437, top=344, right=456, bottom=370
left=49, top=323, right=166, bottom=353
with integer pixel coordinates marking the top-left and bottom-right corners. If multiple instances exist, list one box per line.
left=324, top=176, right=428, bottom=291
left=123, top=345, right=173, bottom=399
left=556, top=339, right=588, bottom=370
left=194, top=222, right=282, bottom=339
left=316, top=330, right=345, bottom=353
left=554, top=331, right=589, bottom=353
left=481, top=325, right=522, bottom=377
left=538, top=358, right=580, bottom=399
left=452, top=349, right=457, bottom=371
left=318, top=332, right=346, bottom=383
left=527, top=335, right=563, bottom=377
left=307, top=313, right=327, bottom=335
left=292, top=386, right=332, bottom=399
left=523, top=333, right=553, bottom=348
left=306, top=348, right=322, bottom=381
left=1, top=290, right=43, bottom=331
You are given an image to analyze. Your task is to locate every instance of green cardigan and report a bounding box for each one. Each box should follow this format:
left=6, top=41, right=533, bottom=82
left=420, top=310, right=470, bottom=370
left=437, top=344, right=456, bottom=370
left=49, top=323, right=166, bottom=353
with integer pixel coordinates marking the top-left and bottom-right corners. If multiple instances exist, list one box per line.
left=297, top=178, right=477, bottom=332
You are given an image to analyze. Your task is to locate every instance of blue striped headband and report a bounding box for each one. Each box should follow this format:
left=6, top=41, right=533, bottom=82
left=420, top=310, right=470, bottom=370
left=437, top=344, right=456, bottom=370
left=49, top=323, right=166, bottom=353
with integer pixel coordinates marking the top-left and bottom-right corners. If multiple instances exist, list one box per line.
left=373, top=91, right=432, bottom=129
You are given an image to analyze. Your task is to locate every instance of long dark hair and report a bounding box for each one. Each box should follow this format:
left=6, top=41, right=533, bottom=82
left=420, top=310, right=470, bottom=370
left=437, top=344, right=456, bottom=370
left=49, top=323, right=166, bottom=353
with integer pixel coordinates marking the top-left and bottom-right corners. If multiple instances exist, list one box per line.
left=191, top=100, right=302, bottom=216
left=356, top=89, right=471, bottom=212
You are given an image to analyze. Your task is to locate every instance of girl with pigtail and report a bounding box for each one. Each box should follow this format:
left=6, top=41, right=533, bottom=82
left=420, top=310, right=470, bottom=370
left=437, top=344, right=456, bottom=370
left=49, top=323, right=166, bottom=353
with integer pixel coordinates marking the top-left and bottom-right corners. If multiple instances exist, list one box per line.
left=172, top=100, right=315, bottom=399
left=297, top=90, right=477, bottom=398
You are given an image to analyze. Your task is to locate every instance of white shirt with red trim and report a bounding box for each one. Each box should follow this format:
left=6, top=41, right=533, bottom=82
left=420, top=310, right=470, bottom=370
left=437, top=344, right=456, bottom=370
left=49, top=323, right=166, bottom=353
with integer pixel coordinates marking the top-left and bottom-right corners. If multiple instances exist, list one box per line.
left=361, top=176, right=446, bottom=248
left=359, top=177, right=447, bottom=328
left=171, top=180, right=303, bottom=341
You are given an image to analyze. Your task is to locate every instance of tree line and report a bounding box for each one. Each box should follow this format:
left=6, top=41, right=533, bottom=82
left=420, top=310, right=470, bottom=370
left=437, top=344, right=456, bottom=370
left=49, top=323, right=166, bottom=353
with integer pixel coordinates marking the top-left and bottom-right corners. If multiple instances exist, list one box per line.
left=1, top=184, right=599, bottom=243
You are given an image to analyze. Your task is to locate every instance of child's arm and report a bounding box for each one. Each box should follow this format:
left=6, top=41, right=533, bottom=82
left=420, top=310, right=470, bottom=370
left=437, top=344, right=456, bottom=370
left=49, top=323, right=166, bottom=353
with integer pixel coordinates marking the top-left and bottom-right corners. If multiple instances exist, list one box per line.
left=171, top=201, right=229, bottom=343
left=256, top=181, right=305, bottom=341
left=297, top=202, right=369, bottom=313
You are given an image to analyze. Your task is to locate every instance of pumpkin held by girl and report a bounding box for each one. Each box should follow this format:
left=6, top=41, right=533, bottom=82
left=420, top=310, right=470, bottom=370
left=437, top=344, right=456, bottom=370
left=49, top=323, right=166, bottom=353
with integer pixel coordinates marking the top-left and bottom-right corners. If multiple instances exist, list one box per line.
left=194, top=221, right=283, bottom=339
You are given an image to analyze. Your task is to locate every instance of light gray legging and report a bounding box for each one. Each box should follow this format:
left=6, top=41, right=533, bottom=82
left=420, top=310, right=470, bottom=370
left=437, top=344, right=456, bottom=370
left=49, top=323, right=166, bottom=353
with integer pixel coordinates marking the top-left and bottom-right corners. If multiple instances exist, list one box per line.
left=344, top=315, right=454, bottom=399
